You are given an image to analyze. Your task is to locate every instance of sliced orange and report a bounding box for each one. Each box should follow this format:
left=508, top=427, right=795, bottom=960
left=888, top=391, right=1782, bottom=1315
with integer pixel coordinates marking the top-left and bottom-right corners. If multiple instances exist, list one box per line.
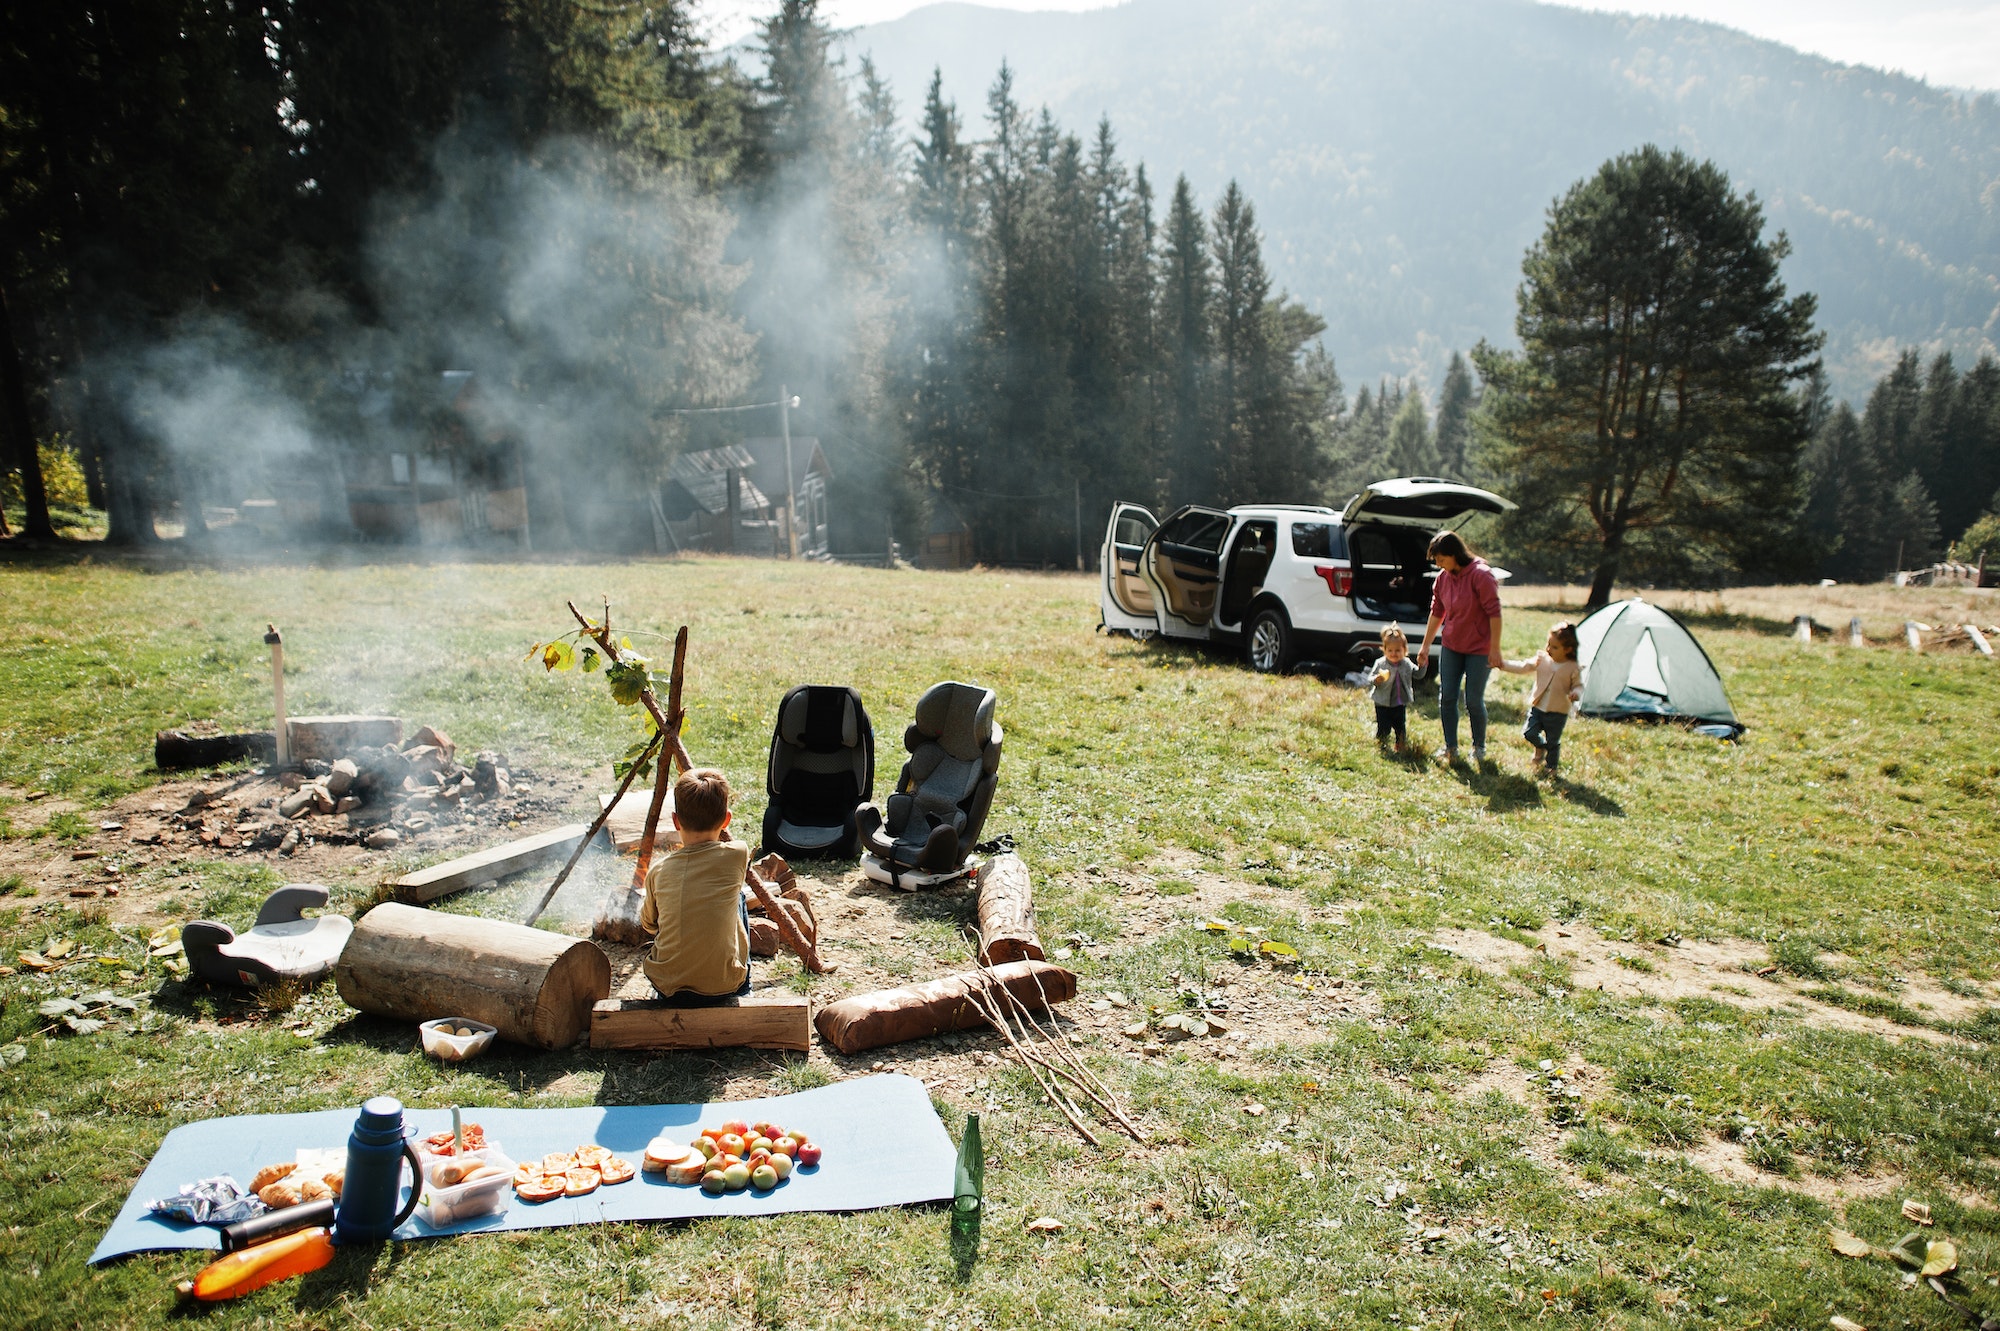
left=598, top=1157, right=635, bottom=1185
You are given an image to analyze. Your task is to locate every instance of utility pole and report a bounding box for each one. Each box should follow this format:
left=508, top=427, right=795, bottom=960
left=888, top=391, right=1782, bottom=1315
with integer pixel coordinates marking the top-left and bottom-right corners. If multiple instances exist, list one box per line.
left=1074, top=477, right=1083, bottom=571
left=780, top=385, right=799, bottom=559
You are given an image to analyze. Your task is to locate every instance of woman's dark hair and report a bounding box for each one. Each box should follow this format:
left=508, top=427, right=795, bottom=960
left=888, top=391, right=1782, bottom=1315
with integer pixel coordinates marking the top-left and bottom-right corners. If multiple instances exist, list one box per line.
left=1427, top=530, right=1472, bottom=565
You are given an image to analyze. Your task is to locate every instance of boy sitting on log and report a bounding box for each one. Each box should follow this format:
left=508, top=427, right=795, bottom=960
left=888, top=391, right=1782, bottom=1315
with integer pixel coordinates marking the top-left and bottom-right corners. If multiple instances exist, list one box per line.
left=639, top=768, right=751, bottom=1001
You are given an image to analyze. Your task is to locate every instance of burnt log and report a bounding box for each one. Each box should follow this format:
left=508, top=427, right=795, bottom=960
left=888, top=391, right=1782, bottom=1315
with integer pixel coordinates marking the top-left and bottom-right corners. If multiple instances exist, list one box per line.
left=975, top=852, right=1044, bottom=965
left=154, top=730, right=275, bottom=771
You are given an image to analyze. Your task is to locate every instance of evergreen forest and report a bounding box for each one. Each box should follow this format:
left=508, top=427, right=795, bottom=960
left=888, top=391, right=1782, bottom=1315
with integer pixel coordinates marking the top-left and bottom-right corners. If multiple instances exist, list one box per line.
left=3, top=0, right=1999, bottom=584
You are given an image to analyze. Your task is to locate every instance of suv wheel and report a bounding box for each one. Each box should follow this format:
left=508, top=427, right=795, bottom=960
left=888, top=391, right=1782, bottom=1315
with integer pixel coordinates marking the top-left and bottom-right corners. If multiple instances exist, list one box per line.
left=1246, top=608, right=1294, bottom=674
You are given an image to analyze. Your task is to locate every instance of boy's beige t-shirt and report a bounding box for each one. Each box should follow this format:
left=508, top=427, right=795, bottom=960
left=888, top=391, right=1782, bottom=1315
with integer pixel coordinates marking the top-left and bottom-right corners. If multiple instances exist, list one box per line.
left=1528, top=652, right=1583, bottom=714
left=639, top=837, right=750, bottom=997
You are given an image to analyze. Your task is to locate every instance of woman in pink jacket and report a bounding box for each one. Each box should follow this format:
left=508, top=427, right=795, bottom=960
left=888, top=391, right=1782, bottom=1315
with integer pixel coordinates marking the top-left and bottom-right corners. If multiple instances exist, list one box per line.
left=1414, top=530, right=1504, bottom=766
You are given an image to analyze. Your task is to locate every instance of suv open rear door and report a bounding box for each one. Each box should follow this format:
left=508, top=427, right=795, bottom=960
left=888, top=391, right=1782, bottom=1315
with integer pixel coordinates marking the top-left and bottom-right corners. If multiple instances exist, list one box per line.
left=1340, top=478, right=1516, bottom=527
left=1100, top=501, right=1159, bottom=635
left=1142, top=505, right=1231, bottom=639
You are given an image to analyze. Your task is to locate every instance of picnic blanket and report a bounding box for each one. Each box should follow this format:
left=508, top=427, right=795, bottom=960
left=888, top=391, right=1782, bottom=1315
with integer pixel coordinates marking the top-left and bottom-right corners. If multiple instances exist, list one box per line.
left=91, top=1074, right=952, bottom=1264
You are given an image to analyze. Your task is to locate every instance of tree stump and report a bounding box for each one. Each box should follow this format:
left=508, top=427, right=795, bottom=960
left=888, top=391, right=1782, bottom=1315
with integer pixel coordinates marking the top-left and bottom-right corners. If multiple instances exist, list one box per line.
left=975, top=852, right=1044, bottom=965
left=333, top=903, right=610, bottom=1049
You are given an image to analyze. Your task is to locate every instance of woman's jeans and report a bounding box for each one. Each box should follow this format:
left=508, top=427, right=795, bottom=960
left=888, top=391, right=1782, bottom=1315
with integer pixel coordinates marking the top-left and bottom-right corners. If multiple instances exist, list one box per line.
left=1436, top=646, right=1491, bottom=754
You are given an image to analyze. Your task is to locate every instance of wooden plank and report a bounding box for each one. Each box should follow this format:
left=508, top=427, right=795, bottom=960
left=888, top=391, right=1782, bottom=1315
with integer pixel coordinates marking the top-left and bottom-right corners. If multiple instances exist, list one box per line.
left=589, top=991, right=811, bottom=1052
left=1906, top=621, right=1924, bottom=653
left=396, top=823, right=598, bottom=903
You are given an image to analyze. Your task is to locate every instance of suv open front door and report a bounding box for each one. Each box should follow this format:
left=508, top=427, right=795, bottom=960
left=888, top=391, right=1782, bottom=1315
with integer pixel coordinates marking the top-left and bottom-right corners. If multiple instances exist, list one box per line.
left=1099, top=501, right=1159, bottom=635
left=1142, top=505, right=1230, bottom=639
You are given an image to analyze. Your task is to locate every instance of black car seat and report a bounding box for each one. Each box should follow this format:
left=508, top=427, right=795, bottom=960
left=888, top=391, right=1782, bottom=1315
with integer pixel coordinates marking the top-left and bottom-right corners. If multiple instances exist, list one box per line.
left=857, top=681, right=1002, bottom=875
left=760, top=685, right=874, bottom=859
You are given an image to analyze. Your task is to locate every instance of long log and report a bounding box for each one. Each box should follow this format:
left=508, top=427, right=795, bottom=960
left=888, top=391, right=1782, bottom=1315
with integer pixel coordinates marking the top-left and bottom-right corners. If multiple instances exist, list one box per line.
left=154, top=730, right=275, bottom=771
left=397, top=823, right=596, bottom=905
left=334, top=903, right=610, bottom=1049
left=975, top=852, right=1044, bottom=965
left=813, top=961, right=1076, bottom=1055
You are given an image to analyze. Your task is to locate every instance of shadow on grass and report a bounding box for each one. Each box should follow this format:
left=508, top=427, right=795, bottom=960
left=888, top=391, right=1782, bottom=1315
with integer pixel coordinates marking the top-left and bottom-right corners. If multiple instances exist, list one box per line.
left=1446, top=762, right=1545, bottom=813
left=1551, top=777, right=1625, bottom=817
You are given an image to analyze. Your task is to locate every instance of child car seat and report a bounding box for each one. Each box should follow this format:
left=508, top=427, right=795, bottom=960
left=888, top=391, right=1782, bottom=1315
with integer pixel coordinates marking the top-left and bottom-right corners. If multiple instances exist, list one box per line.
left=760, top=685, right=875, bottom=859
left=857, top=681, right=1002, bottom=883
left=182, top=884, right=354, bottom=988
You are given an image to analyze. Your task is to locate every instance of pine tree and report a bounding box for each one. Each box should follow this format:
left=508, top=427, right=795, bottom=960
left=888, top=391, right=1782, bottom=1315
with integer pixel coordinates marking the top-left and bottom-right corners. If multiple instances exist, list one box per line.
left=1161, top=176, right=1213, bottom=502
left=1883, top=471, right=1942, bottom=570
left=1386, top=390, right=1437, bottom=477
left=1433, top=351, right=1476, bottom=479
left=1475, top=147, right=1821, bottom=605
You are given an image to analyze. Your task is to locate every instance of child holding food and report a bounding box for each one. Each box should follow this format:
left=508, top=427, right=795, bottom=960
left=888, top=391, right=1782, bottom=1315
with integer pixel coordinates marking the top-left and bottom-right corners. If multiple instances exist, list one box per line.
left=639, top=767, right=752, bottom=1000
left=1368, top=624, right=1418, bottom=752
left=1497, top=621, right=1583, bottom=775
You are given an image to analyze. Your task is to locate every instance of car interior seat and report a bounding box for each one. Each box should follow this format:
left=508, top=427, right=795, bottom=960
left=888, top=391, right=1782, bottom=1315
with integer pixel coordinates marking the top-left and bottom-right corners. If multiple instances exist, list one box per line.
left=857, top=681, right=1002, bottom=878
left=760, top=685, right=875, bottom=859
left=181, top=883, right=354, bottom=988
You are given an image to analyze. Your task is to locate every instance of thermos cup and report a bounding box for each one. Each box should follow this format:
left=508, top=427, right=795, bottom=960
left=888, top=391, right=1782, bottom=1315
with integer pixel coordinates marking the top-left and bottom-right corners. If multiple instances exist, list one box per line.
left=331, top=1096, right=422, bottom=1245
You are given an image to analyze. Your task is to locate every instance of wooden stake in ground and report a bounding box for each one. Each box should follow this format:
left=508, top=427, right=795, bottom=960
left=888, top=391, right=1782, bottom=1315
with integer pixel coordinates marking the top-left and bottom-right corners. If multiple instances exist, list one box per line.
left=593, top=624, right=689, bottom=943
left=1849, top=617, right=1865, bottom=648
left=975, top=852, right=1044, bottom=965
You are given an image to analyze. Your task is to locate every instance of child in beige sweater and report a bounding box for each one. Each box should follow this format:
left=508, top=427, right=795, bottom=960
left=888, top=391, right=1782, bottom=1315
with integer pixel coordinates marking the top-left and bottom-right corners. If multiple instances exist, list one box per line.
left=1498, top=622, right=1583, bottom=775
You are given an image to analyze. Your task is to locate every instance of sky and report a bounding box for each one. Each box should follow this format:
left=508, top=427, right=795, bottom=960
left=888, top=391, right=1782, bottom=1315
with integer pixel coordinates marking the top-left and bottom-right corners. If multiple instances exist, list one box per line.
left=701, top=0, right=2000, bottom=92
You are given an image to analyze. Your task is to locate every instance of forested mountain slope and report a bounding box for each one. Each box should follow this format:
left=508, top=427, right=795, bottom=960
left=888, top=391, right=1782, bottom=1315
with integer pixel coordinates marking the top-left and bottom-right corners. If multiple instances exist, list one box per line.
left=848, top=0, right=2000, bottom=399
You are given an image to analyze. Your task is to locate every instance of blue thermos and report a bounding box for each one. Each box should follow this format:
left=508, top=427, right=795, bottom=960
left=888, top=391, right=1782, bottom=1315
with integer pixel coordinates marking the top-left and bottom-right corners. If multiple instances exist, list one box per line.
left=331, top=1096, right=422, bottom=1245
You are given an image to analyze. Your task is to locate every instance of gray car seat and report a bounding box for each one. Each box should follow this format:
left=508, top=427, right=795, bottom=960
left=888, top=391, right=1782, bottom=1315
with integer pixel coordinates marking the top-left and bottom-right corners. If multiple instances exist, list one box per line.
left=857, top=681, right=1002, bottom=876
left=182, top=883, right=353, bottom=988
left=761, top=685, right=874, bottom=859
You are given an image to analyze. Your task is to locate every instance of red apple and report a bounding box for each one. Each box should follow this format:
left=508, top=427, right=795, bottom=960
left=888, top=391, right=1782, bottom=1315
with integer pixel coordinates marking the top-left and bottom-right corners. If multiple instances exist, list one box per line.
left=796, top=1142, right=823, bottom=1167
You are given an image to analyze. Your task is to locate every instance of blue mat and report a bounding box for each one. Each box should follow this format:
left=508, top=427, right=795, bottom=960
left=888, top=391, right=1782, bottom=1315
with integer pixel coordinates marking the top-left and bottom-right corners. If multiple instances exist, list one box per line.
left=91, top=1075, right=952, bottom=1264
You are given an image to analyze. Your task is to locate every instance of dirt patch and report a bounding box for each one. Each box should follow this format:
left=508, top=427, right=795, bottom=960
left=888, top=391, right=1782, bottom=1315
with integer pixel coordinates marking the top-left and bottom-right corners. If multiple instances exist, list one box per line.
left=0, top=766, right=590, bottom=928
left=1680, top=1134, right=1903, bottom=1207
left=1457, top=1057, right=1607, bottom=1194
left=1431, top=923, right=1989, bottom=1045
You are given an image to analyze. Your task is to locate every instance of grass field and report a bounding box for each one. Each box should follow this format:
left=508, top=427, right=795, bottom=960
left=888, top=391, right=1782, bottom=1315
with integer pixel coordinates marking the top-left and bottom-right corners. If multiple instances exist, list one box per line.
left=0, top=551, right=1996, bottom=1329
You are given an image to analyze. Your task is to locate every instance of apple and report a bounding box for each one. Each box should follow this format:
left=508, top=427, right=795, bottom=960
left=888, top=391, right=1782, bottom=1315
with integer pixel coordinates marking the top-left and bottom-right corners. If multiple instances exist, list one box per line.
left=750, top=1163, right=778, bottom=1191
left=722, top=1163, right=751, bottom=1192
left=796, top=1142, right=823, bottom=1168
left=748, top=1135, right=775, bottom=1155
left=751, top=1121, right=780, bottom=1140
left=721, top=1119, right=751, bottom=1138
left=788, top=1128, right=810, bottom=1146
left=701, top=1170, right=727, bottom=1195
left=772, top=1136, right=799, bottom=1158
left=769, top=1153, right=793, bottom=1181
left=693, top=1137, right=718, bottom=1159
left=718, top=1133, right=746, bottom=1156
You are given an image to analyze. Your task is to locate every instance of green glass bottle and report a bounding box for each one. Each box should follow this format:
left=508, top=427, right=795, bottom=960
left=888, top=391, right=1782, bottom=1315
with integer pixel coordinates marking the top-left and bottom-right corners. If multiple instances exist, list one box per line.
left=952, top=1113, right=984, bottom=1237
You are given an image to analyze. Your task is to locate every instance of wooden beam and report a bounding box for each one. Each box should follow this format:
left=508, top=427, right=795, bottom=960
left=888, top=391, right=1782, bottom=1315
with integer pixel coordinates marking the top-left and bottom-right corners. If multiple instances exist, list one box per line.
left=589, top=990, right=811, bottom=1052
left=396, top=822, right=599, bottom=904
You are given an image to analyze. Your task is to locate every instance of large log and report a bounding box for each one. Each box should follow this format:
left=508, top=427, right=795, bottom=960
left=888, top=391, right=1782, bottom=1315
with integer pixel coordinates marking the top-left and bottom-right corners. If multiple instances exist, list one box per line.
left=154, top=730, right=275, bottom=771
left=814, top=961, right=1076, bottom=1056
left=334, top=903, right=610, bottom=1049
left=975, top=852, right=1044, bottom=965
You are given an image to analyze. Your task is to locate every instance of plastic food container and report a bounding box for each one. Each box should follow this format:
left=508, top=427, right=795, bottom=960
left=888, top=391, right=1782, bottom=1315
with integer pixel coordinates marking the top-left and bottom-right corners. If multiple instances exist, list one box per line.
left=419, top=1017, right=497, bottom=1062
left=414, top=1146, right=515, bottom=1228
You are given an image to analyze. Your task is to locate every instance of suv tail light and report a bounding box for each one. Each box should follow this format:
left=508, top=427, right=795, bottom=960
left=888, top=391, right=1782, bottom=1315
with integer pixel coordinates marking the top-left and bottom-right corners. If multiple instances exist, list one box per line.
left=1314, top=565, right=1353, bottom=598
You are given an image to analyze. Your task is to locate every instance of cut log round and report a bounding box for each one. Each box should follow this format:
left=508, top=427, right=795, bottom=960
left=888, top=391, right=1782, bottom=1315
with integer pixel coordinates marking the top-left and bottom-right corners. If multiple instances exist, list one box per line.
left=813, top=960, right=1076, bottom=1056
left=975, top=852, right=1044, bottom=965
left=334, top=902, right=610, bottom=1049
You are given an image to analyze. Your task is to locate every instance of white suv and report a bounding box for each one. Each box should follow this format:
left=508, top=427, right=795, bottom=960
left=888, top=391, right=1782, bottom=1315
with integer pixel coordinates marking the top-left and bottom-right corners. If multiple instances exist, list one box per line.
left=1097, top=478, right=1516, bottom=673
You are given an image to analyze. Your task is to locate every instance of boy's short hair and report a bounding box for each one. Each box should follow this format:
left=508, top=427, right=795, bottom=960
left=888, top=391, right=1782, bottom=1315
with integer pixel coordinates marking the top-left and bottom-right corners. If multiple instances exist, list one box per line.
left=1380, top=625, right=1407, bottom=645
left=1551, top=621, right=1580, bottom=655
left=674, top=768, right=732, bottom=832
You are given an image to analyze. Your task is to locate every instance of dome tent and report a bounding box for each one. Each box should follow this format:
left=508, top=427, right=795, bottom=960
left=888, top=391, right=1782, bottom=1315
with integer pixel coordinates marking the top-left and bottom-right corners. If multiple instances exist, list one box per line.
left=1574, top=598, right=1742, bottom=738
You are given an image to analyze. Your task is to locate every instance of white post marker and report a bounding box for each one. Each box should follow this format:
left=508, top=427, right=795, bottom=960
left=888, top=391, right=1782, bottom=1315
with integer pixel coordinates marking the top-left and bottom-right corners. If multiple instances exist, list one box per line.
left=265, top=624, right=290, bottom=767
left=1965, top=624, right=1993, bottom=657
left=1848, top=617, right=1864, bottom=648
left=780, top=384, right=800, bottom=560
left=1906, top=621, right=1923, bottom=653
left=1793, top=615, right=1813, bottom=644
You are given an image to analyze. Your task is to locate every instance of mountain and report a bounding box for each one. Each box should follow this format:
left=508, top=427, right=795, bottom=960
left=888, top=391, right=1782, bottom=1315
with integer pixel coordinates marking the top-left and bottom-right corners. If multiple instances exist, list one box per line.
left=843, top=0, right=2000, bottom=402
